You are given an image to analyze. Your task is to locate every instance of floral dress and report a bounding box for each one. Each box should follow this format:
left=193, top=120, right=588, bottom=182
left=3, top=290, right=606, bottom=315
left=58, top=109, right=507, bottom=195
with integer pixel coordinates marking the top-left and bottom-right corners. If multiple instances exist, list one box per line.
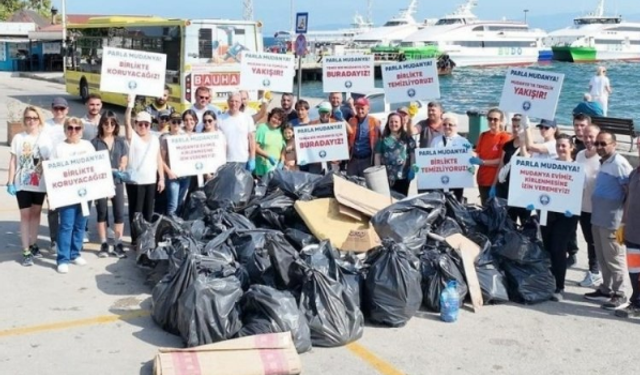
left=375, top=134, right=416, bottom=184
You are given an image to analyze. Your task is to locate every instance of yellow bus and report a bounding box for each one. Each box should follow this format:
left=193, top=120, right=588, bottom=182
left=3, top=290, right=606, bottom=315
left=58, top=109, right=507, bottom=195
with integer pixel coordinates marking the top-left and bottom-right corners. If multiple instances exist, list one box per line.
left=65, top=16, right=264, bottom=111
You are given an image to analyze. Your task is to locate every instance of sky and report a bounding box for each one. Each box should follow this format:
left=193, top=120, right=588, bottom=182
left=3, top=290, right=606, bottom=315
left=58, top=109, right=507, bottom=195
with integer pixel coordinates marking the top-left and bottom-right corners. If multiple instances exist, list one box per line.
left=55, top=0, right=638, bottom=33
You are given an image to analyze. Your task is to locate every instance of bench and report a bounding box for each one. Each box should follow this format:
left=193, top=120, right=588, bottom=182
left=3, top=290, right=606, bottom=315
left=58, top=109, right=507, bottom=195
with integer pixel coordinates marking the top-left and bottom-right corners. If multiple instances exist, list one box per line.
left=590, top=116, right=637, bottom=151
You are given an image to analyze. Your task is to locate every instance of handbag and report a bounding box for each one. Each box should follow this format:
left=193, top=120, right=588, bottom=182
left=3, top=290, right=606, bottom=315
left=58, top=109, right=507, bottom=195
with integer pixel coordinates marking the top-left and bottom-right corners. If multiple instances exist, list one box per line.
left=497, top=147, right=521, bottom=184
left=122, top=136, right=153, bottom=184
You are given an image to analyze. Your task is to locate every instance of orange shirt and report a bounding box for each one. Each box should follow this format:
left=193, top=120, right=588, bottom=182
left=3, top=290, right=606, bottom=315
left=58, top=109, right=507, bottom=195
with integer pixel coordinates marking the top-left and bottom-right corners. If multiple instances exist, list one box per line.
left=476, top=130, right=511, bottom=187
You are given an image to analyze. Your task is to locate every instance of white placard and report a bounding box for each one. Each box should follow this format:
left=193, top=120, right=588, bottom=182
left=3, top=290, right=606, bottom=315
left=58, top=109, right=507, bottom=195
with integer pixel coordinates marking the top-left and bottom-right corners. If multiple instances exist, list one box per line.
left=415, top=147, right=474, bottom=190
left=294, top=122, right=349, bottom=164
left=381, top=59, right=440, bottom=104
left=322, top=55, right=374, bottom=93
left=43, top=150, right=115, bottom=210
left=42, top=42, right=61, bottom=54
left=240, top=51, right=295, bottom=93
left=100, top=47, right=167, bottom=97
left=166, top=133, right=227, bottom=178
left=508, top=157, right=585, bottom=225
left=499, top=68, right=565, bottom=120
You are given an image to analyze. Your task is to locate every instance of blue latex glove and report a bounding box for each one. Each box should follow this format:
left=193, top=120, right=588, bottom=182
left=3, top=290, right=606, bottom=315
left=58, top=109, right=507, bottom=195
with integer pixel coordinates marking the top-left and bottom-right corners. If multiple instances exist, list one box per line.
left=333, top=109, right=344, bottom=121
left=463, top=142, right=472, bottom=150
left=411, top=164, right=419, bottom=173
left=469, top=156, right=483, bottom=165
left=407, top=168, right=415, bottom=181
left=467, top=166, right=476, bottom=174
left=564, top=210, right=573, bottom=218
left=6, top=184, right=17, bottom=196
left=267, top=156, right=277, bottom=166
left=246, top=159, right=256, bottom=172
left=489, top=186, right=496, bottom=199
left=526, top=204, right=535, bottom=211
left=277, top=161, right=284, bottom=170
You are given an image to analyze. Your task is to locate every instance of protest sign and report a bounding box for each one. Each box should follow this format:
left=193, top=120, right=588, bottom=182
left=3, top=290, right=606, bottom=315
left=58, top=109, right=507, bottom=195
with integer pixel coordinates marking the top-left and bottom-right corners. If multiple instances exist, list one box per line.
left=322, top=55, right=374, bottom=93
left=499, top=68, right=564, bottom=120
left=381, top=59, right=440, bottom=104
left=43, top=150, right=115, bottom=211
left=294, top=122, right=349, bottom=164
left=100, top=47, right=167, bottom=97
left=415, top=147, right=474, bottom=190
left=166, top=133, right=226, bottom=179
left=508, top=157, right=585, bottom=225
left=240, top=51, right=295, bottom=93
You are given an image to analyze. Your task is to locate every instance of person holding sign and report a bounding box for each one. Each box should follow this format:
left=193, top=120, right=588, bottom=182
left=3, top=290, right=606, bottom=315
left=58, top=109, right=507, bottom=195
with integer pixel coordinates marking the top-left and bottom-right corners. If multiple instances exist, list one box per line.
left=255, top=108, right=286, bottom=177
left=51, top=117, right=97, bottom=274
left=469, top=108, right=511, bottom=206
left=523, top=118, right=558, bottom=159
left=429, top=113, right=471, bottom=202
left=374, top=112, right=416, bottom=196
left=414, top=102, right=444, bottom=149
left=200, top=110, right=227, bottom=182
left=584, top=131, right=633, bottom=310
left=538, top=134, right=580, bottom=301
left=347, top=98, right=381, bottom=177
left=91, top=112, right=129, bottom=259
left=124, top=96, right=164, bottom=248
left=7, top=106, right=53, bottom=267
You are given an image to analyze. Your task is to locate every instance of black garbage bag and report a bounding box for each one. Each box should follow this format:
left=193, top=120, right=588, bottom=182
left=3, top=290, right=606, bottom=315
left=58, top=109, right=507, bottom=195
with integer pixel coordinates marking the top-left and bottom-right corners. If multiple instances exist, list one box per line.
left=420, top=248, right=469, bottom=312
left=245, top=191, right=296, bottom=231
left=239, top=285, right=312, bottom=353
left=336, top=253, right=366, bottom=309
left=204, top=163, right=254, bottom=210
left=371, top=192, right=447, bottom=253
left=182, top=190, right=210, bottom=221
left=176, top=271, right=244, bottom=347
left=205, top=209, right=255, bottom=237
left=253, top=172, right=271, bottom=199
left=297, top=264, right=364, bottom=347
left=444, top=193, right=478, bottom=234
left=267, top=168, right=322, bottom=200
left=134, top=213, right=190, bottom=257
left=284, top=228, right=318, bottom=250
left=151, top=253, right=230, bottom=334
left=469, top=233, right=509, bottom=304
left=470, top=197, right=515, bottom=237
left=434, top=217, right=464, bottom=238
left=266, top=231, right=304, bottom=291
left=232, top=229, right=277, bottom=287
left=364, top=240, right=422, bottom=327
left=495, top=218, right=555, bottom=304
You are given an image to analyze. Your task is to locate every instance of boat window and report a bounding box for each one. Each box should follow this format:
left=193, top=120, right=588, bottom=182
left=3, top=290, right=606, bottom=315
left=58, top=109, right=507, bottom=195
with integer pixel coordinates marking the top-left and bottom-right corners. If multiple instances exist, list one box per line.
left=594, top=39, right=622, bottom=45
left=574, top=17, right=621, bottom=26
left=631, top=40, right=640, bottom=45
left=611, top=26, right=640, bottom=32
left=435, top=18, right=463, bottom=26
left=455, top=40, right=533, bottom=47
left=486, top=26, right=529, bottom=31
left=383, top=21, right=407, bottom=27
left=472, top=26, right=484, bottom=31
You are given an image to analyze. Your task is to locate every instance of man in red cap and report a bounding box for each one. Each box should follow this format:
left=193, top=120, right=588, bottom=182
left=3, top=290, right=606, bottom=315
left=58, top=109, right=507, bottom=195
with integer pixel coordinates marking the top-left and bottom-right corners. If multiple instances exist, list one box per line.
left=346, top=97, right=381, bottom=177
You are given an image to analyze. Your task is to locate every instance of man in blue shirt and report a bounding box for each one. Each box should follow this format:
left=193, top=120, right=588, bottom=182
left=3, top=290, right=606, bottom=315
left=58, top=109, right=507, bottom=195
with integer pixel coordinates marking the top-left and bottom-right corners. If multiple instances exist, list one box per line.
left=573, top=93, right=604, bottom=117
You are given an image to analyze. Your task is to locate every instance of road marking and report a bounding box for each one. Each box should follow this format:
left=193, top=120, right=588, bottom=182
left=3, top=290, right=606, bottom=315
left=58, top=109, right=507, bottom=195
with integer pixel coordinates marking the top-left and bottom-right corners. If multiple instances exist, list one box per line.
left=347, top=342, right=405, bottom=375
left=0, top=309, right=150, bottom=338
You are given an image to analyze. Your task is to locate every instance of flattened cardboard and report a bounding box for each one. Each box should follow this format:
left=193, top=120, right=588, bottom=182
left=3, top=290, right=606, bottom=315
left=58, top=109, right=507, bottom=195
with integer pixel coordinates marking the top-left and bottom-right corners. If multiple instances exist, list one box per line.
left=294, top=198, right=380, bottom=253
left=445, top=233, right=484, bottom=312
left=333, top=175, right=395, bottom=217
left=153, top=332, right=302, bottom=375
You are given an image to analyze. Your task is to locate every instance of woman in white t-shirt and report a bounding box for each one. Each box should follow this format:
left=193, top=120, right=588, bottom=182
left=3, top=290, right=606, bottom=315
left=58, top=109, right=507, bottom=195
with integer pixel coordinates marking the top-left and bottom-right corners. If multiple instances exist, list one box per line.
left=124, top=95, right=164, bottom=248
left=524, top=118, right=558, bottom=159
left=51, top=117, right=97, bottom=274
left=7, top=106, right=53, bottom=267
left=589, top=66, right=612, bottom=116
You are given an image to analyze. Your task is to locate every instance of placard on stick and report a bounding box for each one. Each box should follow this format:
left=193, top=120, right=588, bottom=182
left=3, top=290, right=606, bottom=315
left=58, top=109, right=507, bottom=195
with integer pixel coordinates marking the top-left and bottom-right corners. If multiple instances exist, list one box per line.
left=100, top=47, right=167, bottom=97
left=415, top=147, right=474, bottom=191
left=294, top=122, right=349, bottom=165
left=498, top=68, right=564, bottom=120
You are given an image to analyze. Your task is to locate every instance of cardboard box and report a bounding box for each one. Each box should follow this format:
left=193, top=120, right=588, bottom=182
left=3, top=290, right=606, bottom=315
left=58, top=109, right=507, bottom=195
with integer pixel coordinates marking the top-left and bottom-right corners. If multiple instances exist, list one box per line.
left=332, top=175, right=396, bottom=217
left=153, top=332, right=302, bottom=375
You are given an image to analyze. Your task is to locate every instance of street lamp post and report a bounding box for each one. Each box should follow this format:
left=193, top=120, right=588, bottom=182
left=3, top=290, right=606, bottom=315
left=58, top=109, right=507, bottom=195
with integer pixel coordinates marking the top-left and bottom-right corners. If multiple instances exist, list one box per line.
left=524, top=9, right=529, bottom=24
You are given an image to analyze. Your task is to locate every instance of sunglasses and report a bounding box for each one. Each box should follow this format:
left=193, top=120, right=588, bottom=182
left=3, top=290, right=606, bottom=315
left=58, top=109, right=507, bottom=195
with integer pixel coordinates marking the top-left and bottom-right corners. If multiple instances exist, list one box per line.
left=198, top=96, right=210, bottom=100
left=443, top=122, right=456, bottom=127
left=159, top=117, right=170, bottom=122
left=24, top=116, right=39, bottom=122
left=102, top=121, right=116, bottom=127
left=66, top=126, right=82, bottom=132
left=53, top=107, right=67, bottom=111
left=203, top=119, right=215, bottom=124
left=594, top=141, right=611, bottom=147
left=487, top=117, right=500, bottom=122
left=137, top=122, right=151, bottom=128
left=538, top=126, right=551, bottom=130
left=170, top=120, right=181, bottom=125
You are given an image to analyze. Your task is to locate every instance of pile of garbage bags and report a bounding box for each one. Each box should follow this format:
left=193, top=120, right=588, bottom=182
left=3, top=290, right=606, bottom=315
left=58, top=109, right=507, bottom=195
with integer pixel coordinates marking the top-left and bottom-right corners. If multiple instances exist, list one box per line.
left=138, top=164, right=555, bottom=352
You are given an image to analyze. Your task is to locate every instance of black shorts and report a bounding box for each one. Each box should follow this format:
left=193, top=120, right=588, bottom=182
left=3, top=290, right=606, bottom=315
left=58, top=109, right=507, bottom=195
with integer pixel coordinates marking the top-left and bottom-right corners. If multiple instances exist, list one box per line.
left=16, top=190, right=46, bottom=209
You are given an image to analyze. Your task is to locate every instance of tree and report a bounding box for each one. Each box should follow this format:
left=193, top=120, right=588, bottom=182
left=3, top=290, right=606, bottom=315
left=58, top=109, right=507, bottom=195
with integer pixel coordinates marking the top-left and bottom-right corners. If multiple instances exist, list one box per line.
left=0, top=0, right=52, bottom=22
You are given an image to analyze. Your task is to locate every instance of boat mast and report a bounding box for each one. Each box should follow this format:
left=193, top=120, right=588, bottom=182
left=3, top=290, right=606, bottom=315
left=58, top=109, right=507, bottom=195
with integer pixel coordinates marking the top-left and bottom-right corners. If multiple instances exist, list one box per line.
left=368, top=0, right=373, bottom=26
left=594, top=0, right=605, bottom=17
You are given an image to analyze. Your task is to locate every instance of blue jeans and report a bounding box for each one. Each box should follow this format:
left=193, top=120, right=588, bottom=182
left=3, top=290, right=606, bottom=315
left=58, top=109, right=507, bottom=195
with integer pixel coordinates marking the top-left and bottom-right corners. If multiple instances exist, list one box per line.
left=57, top=204, right=88, bottom=265
left=166, top=177, right=190, bottom=216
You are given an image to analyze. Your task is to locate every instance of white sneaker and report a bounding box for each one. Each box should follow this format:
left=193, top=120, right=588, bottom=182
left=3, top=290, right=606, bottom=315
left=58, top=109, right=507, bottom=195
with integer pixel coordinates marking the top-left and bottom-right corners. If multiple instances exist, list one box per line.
left=57, top=264, right=69, bottom=274
left=83, top=233, right=89, bottom=243
left=72, top=257, right=87, bottom=266
left=579, top=271, right=603, bottom=288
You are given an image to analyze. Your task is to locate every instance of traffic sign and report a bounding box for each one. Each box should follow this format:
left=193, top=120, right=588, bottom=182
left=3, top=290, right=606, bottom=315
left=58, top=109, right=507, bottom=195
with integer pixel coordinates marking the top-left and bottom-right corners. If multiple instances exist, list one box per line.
left=295, top=34, right=307, bottom=57
left=296, top=12, right=308, bottom=34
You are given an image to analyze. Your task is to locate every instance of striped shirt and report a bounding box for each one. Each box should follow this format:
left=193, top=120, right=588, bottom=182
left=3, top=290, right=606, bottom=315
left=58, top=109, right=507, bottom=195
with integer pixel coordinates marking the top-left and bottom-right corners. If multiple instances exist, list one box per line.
left=591, top=153, right=633, bottom=229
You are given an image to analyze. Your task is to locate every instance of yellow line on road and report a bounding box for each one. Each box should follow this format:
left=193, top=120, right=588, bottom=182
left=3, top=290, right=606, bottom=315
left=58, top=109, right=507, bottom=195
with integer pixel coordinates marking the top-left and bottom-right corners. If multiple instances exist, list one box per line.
left=0, top=309, right=150, bottom=338
left=347, top=342, right=405, bottom=375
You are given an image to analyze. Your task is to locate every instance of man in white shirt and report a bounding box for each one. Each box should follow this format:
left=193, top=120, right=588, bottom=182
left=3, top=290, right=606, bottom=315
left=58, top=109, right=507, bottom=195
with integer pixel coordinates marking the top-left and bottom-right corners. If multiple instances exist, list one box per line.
left=191, top=86, right=223, bottom=132
left=218, top=92, right=256, bottom=172
left=81, top=93, right=102, bottom=141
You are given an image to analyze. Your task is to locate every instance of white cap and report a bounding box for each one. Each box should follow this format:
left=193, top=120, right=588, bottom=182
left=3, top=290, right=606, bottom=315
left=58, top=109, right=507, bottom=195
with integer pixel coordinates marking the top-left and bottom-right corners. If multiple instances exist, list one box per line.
left=135, top=111, right=152, bottom=123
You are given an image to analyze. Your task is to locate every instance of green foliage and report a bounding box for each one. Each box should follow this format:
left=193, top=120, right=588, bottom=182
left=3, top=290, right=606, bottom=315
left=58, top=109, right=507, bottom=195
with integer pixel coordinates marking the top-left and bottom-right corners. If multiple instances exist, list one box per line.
left=0, top=0, right=53, bottom=22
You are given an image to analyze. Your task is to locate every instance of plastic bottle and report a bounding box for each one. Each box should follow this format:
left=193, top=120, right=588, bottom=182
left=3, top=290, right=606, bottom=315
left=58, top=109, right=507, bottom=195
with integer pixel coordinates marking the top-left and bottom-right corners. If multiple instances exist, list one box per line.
left=440, top=280, right=460, bottom=323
